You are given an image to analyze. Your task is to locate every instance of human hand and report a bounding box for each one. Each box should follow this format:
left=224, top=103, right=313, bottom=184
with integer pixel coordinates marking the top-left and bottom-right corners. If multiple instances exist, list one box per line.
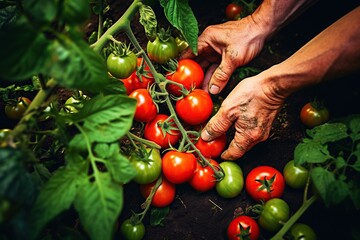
left=181, top=16, right=269, bottom=95
left=200, top=75, right=285, bottom=160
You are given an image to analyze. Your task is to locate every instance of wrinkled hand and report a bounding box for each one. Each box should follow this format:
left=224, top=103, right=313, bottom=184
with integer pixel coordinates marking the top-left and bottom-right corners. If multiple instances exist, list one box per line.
left=181, top=16, right=268, bottom=94
left=201, top=75, right=285, bottom=160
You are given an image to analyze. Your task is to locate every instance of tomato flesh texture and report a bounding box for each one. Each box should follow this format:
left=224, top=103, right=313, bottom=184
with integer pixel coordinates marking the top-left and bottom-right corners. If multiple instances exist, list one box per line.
left=162, top=151, right=197, bottom=184
left=216, top=161, right=244, bottom=198
left=300, top=102, right=329, bottom=128
left=129, top=89, right=157, bottom=122
left=258, top=198, right=290, bottom=232
left=189, top=159, right=219, bottom=192
left=227, top=215, right=260, bottom=240
left=120, top=219, right=145, bottom=240
left=140, top=177, right=176, bottom=208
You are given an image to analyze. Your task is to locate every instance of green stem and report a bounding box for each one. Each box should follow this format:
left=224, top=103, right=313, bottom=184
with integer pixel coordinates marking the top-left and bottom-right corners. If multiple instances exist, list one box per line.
left=270, top=195, right=318, bottom=240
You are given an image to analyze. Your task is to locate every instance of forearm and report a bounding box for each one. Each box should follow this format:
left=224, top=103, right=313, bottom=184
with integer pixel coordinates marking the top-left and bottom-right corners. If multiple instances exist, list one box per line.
left=263, top=6, right=360, bottom=99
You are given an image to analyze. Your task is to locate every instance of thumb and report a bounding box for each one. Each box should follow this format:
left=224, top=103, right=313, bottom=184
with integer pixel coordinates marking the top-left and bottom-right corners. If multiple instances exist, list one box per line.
left=207, top=58, right=236, bottom=95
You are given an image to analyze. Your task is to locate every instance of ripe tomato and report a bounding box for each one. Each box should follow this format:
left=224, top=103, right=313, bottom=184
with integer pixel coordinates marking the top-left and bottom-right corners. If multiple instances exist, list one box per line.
left=129, top=148, right=162, bottom=184
left=300, top=101, right=330, bottom=128
left=162, top=150, right=197, bottom=184
left=227, top=215, right=260, bottom=240
left=189, top=158, right=220, bottom=192
left=289, top=223, right=317, bottom=240
left=225, top=3, right=242, bottom=20
left=166, top=59, right=204, bottom=97
left=147, top=36, right=178, bottom=64
left=283, top=160, right=309, bottom=189
left=4, top=97, right=32, bottom=120
left=120, top=218, right=145, bottom=240
left=175, top=89, right=213, bottom=126
left=216, top=161, right=244, bottom=198
left=129, top=89, right=157, bottom=122
left=258, top=198, right=290, bottom=232
left=144, top=114, right=180, bottom=149
left=139, top=177, right=176, bottom=208
left=194, top=134, right=227, bottom=159
left=245, top=166, right=285, bottom=202
left=107, top=51, right=137, bottom=79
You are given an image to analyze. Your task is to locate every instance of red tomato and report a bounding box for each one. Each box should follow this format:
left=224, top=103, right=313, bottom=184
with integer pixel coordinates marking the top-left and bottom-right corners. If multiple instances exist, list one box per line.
left=194, top=134, right=227, bottom=159
left=144, top=114, right=180, bottom=149
left=300, top=101, right=330, bottom=128
left=175, top=89, right=213, bottom=126
left=162, top=150, right=197, bottom=184
left=139, top=177, right=176, bottom=208
left=120, top=72, right=154, bottom=95
left=245, top=166, right=285, bottom=202
left=225, top=3, right=242, bottom=20
left=129, top=89, right=157, bottom=122
left=166, top=59, right=204, bottom=97
left=189, top=158, right=219, bottom=192
left=227, top=215, right=260, bottom=240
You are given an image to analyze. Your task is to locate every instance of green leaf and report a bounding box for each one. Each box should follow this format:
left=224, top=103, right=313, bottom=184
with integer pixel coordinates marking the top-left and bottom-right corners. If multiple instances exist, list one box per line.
left=349, top=115, right=360, bottom=141
left=294, top=139, right=331, bottom=165
left=22, top=0, right=58, bottom=24
left=0, top=5, right=17, bottom=29
left=159, top=0, right=198, bottom=55
left=307, top=122, right=348, bottom=144
left=334, top=156, right=347, bottom=170
left=30, top=167, right=87, bottom=239
left=326, top=179, right=349, bottom=206
left=139, top=4, right=157, bottom=40
left=74, top=172, right=124, bottom=240
left=150, top=207, right=170, bottom=226
left=310, top=167, right=335, bottom=206
left=348, top=180, right=360, bottom=210
left=101, top=77, right=127, bottom=95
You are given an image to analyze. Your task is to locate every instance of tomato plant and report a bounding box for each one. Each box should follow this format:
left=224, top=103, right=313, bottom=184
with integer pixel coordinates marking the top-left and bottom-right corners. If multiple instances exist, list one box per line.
left=283, top=160, right=309, bottom=189
left=147, top=32, right=178, bottom=64
left=189, top=158, right=219, bottom=192
left=225, top=3, right=242, bottom=20
left=129, top=147, right=162, bottom=185
left=227, top=215, right=260, bottom=240
left=129, top=89, right=157, bottom=122
left=300, top=101, right=330, bottom=128
left=120, top=218, right=145, bottom=240
left=162, top=150, right=197, bottom=184
left=106, top=45, right=137, bottom=79
left=175, top=89, right=213, bottom=126
left=143, top=114, right=180, bottom=149
left=140, top=177, right=176, bottom=208
left=288, top=223, right=317, bottom=240
left=194, top=134, right=227, bottom=159
left=166, top=59, right=204, bottom=97
left=245, top=166, right=285, bottom=202
left=4, top=97, right=32, bottom=120
left=258, top=198, right=290, bottom=232
left=216, top=161, right=244, bottom=198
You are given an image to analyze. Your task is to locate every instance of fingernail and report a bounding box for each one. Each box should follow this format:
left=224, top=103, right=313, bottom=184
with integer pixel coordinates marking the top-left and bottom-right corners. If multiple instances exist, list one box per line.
left=201, top=129, right=211, bottom=141
left=209, top=84, right=220, bottom=95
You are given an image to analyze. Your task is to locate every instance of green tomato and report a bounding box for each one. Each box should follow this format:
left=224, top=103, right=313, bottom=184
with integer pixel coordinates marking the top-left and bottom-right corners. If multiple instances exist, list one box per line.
left=129, top=148, right=162, bottom=184
left=147, top=36, right=178, bottom=64
left=216, top=161, right=244, bottom=198
left=107, top=52, right=137, bottom=79
left=289, top=223, right=317, bottom=240
left=283, top=160, right=309, bottom=189
left=120, top=219, right=145, bottom=240
left=258, top=198, right=290, bottom=232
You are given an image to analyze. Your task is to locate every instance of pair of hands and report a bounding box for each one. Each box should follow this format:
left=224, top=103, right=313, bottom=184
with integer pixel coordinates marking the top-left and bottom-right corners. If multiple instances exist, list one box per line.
left=181, top=16, right=285, bottom=160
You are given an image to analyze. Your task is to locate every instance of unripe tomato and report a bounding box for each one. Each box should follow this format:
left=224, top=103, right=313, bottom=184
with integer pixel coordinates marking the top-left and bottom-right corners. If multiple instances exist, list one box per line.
left=283, top=160, right=309, bottom=189
left=147, top=36, right=178, bottom=64
left=216, top=161, right=244, bottom=198
left=4, top=97, right=32, bottom=120
left=258, top=198, right=290, bottom=232
left=300, top=101, right=329, bottom=128
left=120, top=219, right=145, bottom=240
left=289, top=222, right=317, bottom=240
left=107, top=52, right=137, bottom=79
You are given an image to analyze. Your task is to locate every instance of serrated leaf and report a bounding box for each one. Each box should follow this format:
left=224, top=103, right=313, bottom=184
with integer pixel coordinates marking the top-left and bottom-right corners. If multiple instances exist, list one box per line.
left=310, top=167, right=335, bottom=206
left=308, top=122, right=348, bottom=144
left=30, top=167, right=87, bottom=239
left=159, top=0, right=198, bottom=55
left=294, top=140, right=331, bottom=165
left=74, top=173, right=123, bottom=240
left=139, top=4, right=157, bottom=39
left=326, top=179, right=349, bottom=206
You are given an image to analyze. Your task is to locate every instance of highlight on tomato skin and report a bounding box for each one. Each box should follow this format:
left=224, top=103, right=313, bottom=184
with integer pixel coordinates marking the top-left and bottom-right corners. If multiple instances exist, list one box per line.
left=227, top=215, right=260, bottom=240
left=300, top=101, right=330, bottom=128
left=4, top=96, right=32, bottom=120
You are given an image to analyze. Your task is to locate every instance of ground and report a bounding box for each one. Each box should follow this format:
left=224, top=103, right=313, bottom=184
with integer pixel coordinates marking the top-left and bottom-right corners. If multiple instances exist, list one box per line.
left=97, top=1, right=360, bottom=239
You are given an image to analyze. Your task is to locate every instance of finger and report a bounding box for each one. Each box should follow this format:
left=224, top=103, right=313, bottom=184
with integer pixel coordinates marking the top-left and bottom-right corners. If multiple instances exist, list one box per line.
left=208, top=56, right=237, bottom=95
left=220, top=139, right=249, bottom=161
left=201, top=110, right=232, bottom=142
left=202, top=64, right=219, bottom=91
left=179, top=47, right=196, bottom=60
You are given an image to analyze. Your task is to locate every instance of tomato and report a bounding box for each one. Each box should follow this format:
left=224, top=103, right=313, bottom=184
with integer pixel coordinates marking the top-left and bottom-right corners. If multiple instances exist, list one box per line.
left=121, top=58, right=155, bottom=95
left=216, top=161, right=244, bottom=198
left=162, top=150, right=197, bottom=184
left=245, top=166, right=285, bottom=202
left=139, top=177, right=176, bottom=208
left=258, top=198, right=290, bottom=232
left=283, top=160, right=309, bottom=189
left=227, top=215, right=260, bottom=240
left=175, top=89, right=213, bottom=126
left=107, top=51, right=137, bottom=79
left=147, top=36, right=178, bottom=64
left=288, top=223, right=317, bottom=240
left=225, top=3, right=242, bottom=20
left=144, top=114, right=180, bottom=149
left=120, top=218, right=145, bottom=240
left=189, top=158, right=219, bottom=192
left=300, top=101, right=330, bottom=128
left=194, top=134, right=227, bottom=159
left=129, top=148, right=162, bottom=185
left=166, top=59, right=204, bottom=97
left=4, top=97, right=32, bottom=120
left=129, top=89, right=157, bottom=122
